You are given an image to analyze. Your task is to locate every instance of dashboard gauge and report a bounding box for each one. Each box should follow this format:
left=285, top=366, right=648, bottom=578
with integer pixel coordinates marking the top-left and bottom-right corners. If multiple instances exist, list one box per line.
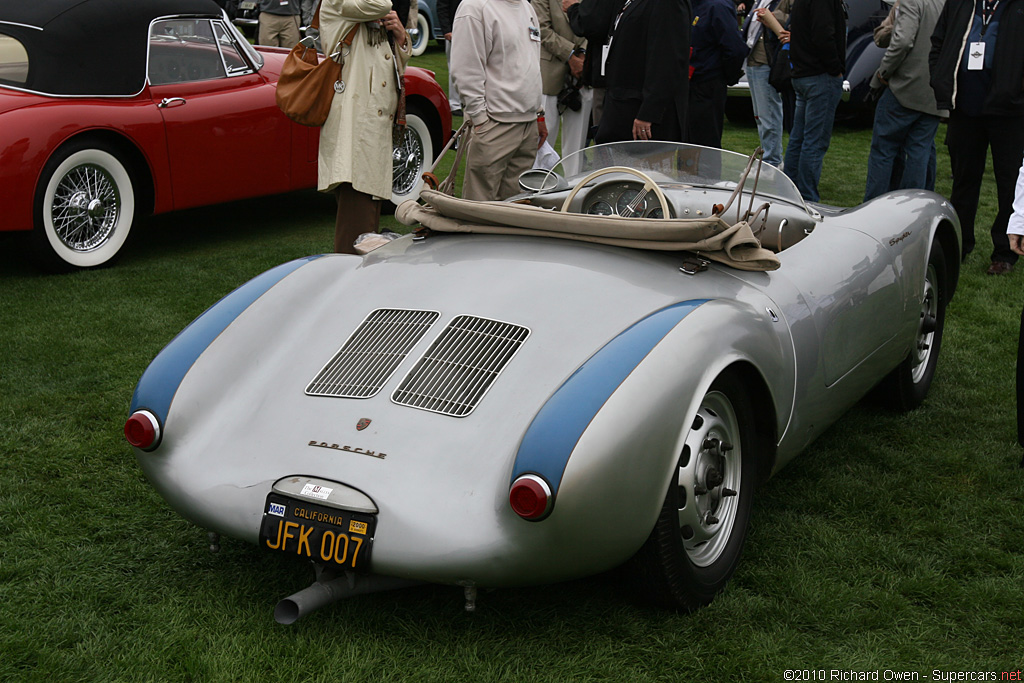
left=646, top=207, right=665, bottom=219
left=615, top=188, right=648, bottom=217
left=587, top=200, right=614, bottom=216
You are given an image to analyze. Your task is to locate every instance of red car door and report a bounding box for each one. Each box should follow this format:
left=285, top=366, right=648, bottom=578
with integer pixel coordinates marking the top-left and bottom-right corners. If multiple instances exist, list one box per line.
left=147, top=19, right=297, bottom=211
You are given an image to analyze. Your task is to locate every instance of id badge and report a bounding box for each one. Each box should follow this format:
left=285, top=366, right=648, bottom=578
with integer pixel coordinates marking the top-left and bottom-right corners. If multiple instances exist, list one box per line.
left=601, top=43, right=610, bottom=76
left=967, top=42, right=985, bottom=70
left=529, top=26, right=541, bottom=42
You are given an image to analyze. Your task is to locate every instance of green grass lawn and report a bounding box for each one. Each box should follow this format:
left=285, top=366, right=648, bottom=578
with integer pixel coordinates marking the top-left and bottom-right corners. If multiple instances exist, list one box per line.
left=1, top=43, right=1023, bottom=681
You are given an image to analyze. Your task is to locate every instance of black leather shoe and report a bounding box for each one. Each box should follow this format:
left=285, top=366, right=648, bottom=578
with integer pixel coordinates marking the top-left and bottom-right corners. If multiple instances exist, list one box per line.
left=987, top=260, right=1014, bottom=275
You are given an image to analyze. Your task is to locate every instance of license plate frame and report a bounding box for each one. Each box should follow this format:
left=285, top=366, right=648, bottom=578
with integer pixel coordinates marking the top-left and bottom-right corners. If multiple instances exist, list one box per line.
left=258, top=493, right=376, bottom=570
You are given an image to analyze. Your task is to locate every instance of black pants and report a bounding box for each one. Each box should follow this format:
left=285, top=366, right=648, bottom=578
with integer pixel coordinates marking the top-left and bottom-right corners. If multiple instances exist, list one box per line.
left=945, top=111, right=1024, bottom=263
left=595, top=93, right=683, bottom=144
left=686, top=77, right=727, bottom=149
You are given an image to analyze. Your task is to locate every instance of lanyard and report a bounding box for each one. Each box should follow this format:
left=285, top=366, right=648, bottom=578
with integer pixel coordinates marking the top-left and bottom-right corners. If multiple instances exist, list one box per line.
left=982, top=0, right=1000, bottom=35
left=611, top=0, right=635, bottom=36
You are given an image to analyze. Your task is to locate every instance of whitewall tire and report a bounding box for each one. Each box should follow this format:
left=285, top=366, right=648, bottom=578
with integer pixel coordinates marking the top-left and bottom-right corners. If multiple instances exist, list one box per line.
left=410, top=13, right=430, bottom=57
left=33, top=142, right=136, bottom=270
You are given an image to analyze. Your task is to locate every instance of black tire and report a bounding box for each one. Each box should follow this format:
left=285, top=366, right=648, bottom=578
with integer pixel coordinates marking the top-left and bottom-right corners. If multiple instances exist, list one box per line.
left=876, top=239, right=947, bottom=411
left=31, top=140, right=136, bottom=272
left=630, top=372, right=757, bottom=611
left=390, top=107, right=434, bottom=207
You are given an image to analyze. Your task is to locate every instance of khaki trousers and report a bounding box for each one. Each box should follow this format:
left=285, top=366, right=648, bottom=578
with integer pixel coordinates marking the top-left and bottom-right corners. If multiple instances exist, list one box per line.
left=334, top=183, right=381, bottom=255
left=258, top=13, right=301, bottom=48
left=462, top=120, right=538, bottom=201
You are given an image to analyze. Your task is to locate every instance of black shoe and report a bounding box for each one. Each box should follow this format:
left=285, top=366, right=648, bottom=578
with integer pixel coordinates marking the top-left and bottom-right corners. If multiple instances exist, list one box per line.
left=987, top=260, right=1014, bottom=275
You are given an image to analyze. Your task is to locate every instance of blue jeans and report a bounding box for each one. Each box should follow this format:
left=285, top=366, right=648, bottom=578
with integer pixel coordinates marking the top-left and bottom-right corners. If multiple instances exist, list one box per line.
left=747, top=64, right=784, bottom=168
left=784, top=73, right=843, bottom=202
left=863, top=89, right=940, bottom=201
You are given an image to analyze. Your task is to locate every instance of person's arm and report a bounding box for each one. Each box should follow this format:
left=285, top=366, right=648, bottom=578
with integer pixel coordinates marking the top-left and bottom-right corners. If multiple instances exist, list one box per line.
left=534, top=0, right=575, bottom=62
left=637, top=0, right=689, bottom=124
left=1009, top=160, right=1024, bottom=256
left=333, top=0, right=394, bottom=22
left=873, top=0, right=919, bottom=87
left=450, top=10, right=489, bottom=125
left=437, top=0, right=454, bottom=37
left=564, top=0, right=622, bottom=39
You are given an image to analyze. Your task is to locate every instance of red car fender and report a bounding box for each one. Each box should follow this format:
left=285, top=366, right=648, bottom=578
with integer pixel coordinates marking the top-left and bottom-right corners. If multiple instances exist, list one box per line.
left=0, top=96, right=169, bottom=233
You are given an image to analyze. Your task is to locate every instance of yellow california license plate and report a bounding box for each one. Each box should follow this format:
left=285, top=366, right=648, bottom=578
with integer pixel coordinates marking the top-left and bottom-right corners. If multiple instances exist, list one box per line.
left=258, top=493, right=375, bottom=570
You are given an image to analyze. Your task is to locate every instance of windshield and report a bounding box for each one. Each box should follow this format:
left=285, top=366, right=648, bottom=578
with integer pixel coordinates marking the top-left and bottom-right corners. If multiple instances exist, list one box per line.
left=550, top=141, right=810, bottom=215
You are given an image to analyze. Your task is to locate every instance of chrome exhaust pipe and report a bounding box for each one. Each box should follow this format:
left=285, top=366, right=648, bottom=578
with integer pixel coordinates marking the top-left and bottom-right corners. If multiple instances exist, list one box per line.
left=274, top=573, right=420, bottom=624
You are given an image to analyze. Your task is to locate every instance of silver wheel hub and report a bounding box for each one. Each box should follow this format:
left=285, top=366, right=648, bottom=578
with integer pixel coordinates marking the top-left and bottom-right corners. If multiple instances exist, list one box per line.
left=677, top=391, right=742, bottom=567
left=51, top=163, right=120, bottom=252
left=911, top=264, right=938, bottom=384
left=392, top=126, right=425, bottom=195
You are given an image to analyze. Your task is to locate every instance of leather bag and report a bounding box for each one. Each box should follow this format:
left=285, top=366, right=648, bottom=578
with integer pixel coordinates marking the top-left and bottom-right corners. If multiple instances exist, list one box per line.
left=276, top=2, right=359, bottom=127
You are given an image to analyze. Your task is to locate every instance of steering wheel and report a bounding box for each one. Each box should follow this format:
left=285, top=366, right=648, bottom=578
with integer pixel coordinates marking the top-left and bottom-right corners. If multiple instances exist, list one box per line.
left=559, top=166, right=671, bottom=218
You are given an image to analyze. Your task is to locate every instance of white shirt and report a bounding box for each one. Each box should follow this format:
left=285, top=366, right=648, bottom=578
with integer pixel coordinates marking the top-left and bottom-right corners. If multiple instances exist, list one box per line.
left=1008, top=158, right=1024, bottom=236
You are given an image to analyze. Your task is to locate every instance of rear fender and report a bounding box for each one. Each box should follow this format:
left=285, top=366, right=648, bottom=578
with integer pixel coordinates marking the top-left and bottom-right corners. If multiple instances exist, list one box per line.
left=521, top=299, right=789, bottom=574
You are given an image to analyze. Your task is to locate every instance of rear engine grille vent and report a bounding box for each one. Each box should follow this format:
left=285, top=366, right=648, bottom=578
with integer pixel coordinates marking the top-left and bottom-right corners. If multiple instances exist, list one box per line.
left=306, top=309, right=440, bottom=399
left=392, top=315, right=530, bottom=417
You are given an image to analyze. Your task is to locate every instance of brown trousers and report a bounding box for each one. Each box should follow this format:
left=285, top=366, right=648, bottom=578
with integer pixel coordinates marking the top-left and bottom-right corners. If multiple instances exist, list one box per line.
left=334, top=183, right=381, bottom=254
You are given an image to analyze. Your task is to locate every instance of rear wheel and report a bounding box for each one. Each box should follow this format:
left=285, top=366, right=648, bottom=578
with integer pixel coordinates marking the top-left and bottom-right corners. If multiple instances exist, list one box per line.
left=876, top=239, right=947, bottom=411
left=31, top=141, right=136, bottom=271
left=630, top=372, right=757, bottom=611
left=390, top=108, right=434, bottom=207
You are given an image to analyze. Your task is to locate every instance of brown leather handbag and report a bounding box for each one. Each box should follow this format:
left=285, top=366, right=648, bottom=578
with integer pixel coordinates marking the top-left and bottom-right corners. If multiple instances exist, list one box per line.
left=275, top=1, right=359, bottom=127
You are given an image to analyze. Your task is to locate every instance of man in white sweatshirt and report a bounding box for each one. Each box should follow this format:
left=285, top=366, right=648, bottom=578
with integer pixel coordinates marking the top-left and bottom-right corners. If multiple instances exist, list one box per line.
left=451, top=0, right=549, bottom=201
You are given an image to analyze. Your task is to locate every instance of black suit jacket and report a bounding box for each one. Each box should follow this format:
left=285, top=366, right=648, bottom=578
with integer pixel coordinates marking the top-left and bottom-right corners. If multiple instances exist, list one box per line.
left=596, top=0, right=691, bottom=141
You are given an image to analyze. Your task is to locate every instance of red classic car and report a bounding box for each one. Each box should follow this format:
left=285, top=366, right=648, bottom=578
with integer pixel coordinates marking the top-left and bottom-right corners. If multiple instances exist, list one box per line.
left=0, top=0, right=451, bottom=271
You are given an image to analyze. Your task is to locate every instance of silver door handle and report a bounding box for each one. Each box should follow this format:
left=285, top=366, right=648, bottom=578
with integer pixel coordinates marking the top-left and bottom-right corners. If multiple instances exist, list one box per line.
left=158, top=97, right=186, bottom=108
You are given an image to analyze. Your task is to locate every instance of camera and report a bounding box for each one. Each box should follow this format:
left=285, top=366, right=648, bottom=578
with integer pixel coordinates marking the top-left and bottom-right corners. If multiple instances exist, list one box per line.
left=557, top=83, right=582, bottom=113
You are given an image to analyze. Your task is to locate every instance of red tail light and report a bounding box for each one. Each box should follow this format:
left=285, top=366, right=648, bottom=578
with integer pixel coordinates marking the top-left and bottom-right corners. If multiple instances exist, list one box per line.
left=125, top=410, right=161, bottom=451
left=509, top=475, right=553, bottom=520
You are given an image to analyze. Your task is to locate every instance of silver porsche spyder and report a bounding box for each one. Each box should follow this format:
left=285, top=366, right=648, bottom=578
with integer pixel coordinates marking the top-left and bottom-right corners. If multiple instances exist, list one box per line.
left=125, top=142, right=960, bottom=623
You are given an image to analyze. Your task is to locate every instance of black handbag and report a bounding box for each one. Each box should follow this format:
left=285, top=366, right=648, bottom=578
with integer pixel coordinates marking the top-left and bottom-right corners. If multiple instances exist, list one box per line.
left=767, top=39, right=792, bottom=94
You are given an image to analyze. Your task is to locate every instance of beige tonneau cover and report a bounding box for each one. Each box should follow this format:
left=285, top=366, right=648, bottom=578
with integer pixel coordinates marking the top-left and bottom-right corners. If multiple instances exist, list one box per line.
left=396, top=189, right=780, bottom=272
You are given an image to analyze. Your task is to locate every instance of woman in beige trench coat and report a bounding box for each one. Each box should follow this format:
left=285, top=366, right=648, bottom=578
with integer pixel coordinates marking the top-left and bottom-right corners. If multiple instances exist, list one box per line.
left=318, top=0, right=411, bottom=253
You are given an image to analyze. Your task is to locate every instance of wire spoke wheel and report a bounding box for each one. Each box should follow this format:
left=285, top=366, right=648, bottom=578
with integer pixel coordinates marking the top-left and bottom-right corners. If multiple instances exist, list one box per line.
left=390, top=111, right=434, bottom=206
left=50, top=163, right=121, bottom=252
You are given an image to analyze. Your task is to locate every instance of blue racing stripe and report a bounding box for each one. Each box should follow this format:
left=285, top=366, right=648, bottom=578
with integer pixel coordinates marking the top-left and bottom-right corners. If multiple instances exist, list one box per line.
left=129, top=256, right=324, bottom=423
left=512, top=300, right=707, bottom=495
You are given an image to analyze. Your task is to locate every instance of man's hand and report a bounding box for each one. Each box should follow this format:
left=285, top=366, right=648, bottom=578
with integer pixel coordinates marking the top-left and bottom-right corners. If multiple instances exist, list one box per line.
left=1010, top=234, right=1024, bottom=256
left=538, top=118, right=549, bottom=148
left=568, top=52, right=585, bottom=78
left=383, top=10, right=408, bottom=48
left=632, top=118, right=653, bottom=140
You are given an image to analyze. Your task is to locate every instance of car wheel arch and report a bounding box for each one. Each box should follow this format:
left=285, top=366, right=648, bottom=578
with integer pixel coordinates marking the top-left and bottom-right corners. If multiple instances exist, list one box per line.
left=31, top=132, right=154, bottom=270
left=43, top=130, right=155, bottom=215
left=404, top=94, right=443, bottom=158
